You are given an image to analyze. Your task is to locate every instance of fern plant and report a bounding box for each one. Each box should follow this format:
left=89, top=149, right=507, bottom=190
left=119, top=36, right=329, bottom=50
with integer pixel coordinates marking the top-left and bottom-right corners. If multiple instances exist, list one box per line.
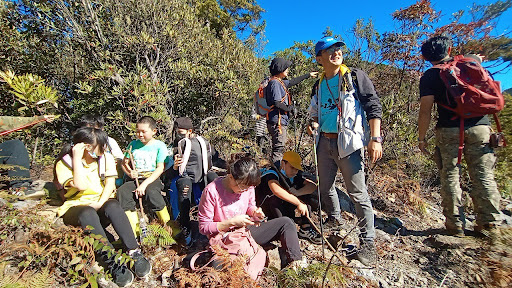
left=142, top=223, right=176, bottom=248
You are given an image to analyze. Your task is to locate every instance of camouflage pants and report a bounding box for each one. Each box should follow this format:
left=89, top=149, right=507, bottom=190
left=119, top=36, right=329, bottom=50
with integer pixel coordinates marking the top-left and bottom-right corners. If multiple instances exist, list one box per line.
left=435, top=125, right=502, bottom=230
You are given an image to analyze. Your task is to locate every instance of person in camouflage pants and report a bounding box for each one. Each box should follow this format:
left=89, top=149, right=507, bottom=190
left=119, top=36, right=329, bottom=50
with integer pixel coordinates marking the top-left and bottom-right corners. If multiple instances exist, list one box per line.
left=435, top=126, right=501, bottom=232
left=418, top=36, right=502, bottom=236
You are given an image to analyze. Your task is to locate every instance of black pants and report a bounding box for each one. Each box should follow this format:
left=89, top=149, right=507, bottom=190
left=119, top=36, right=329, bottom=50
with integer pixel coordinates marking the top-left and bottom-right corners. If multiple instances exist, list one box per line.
left=248, top=217, right=302, bottom=267
left=261, top=194, right=312, bottom=228
left=0, top=139, right=31, bottom=187
left=117, top=179, right=166, bottom=212
left=177, top=172, right=218, bottom=229
left=62, top=199, right=138, bottom=250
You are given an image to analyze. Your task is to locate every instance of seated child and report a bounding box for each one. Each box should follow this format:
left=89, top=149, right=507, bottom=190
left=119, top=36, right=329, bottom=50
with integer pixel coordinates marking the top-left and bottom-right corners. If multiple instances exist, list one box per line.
left=198, top=154, right=306, bottom=273
left=117, top=116, right=171, bottom=234
left=255, top=151, right=321, bottom=244
left=78, top=115, right=125, bottom=186
left=78, top=115, right=124, bottom=161
left=170, top=117, right=218, bottom=243
left=54, top=127, right=151, bottom=287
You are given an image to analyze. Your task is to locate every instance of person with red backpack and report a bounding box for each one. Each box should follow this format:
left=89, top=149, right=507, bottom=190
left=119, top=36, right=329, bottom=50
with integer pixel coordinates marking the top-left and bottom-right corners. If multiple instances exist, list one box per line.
left=265, top=58, right=318, bottom=165
left=418, top=35, right=504, bottom=237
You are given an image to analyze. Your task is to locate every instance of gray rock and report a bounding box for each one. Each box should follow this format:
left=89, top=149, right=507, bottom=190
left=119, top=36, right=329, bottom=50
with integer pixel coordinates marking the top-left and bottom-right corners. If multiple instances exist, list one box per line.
left=501, top=212, right=512, bottom=225
left=11, top=200, right=39, bottom=210
left=0, top=197, right=7, bottom=208
left=377, top=277, right=390, bottom=288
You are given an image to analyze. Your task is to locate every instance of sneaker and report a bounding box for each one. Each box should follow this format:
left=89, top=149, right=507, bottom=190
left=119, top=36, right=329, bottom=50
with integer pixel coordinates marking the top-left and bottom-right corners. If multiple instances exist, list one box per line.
left=356, top=240, right=377, bottom=267
left=285, top=256, right=309, bottom=272
left=176, top=227, right=193, bottom=247
left=97, top=251, right=134, bottom=287
left=129, top=249, right=152, bottom=278
left=322, top=216, right=342, bottom=231
left=298, top=227, right=322, bottom=245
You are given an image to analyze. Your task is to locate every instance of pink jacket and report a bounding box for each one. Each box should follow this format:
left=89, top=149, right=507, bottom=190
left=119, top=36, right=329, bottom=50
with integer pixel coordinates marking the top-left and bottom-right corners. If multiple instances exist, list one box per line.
left=198, top=178, right=258, bottom=236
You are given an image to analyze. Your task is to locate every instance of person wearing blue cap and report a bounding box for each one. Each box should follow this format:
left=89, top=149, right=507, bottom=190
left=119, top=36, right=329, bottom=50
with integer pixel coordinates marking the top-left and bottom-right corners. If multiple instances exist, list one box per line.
left=308, top=37, right=383, bottom=266
left=265, top=57, right=318, bottom=165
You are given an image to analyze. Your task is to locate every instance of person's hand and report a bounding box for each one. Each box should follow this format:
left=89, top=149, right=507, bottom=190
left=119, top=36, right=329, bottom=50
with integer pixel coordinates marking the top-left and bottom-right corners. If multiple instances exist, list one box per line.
left=44, top=115, right=56, bottom=122
left=310, top=72, right=319, bottom=78
left=296, top=203, right=309, bottom=217
left=419, top=140, right=429, bottom=155
left=252, top=114, right=261, bottom=120
left=89, top=201, right=103, bottom=210
left=230, top=215, right=255, bottom=227
left=72, top=143, right=87, bottom=159
left=134, top=183, right=147, bottom=198
left=252, top=207, right=266, bottom=221
left=173, top=155, right=182, bottom=170
left=129, top=169, right=139, bottom=179
left=368, top=140, right=382, bottom=163
left=307, top=122, right=319, bottom=136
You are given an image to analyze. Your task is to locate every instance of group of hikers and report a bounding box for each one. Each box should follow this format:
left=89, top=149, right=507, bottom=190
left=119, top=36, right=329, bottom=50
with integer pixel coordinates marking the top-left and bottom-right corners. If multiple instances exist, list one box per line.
left=0, top=35, right=506, bottom=286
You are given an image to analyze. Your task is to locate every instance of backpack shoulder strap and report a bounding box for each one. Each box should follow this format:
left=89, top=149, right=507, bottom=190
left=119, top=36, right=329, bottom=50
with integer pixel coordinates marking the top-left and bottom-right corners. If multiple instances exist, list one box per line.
left=178, top=138, right=192, bottom=176
left=61, top=153, right=106, bottom=183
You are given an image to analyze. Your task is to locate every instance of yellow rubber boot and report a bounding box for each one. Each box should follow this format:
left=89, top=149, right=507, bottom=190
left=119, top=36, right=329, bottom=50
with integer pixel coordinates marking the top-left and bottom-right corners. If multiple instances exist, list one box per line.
left=125, top=210, right=140, bottom=236
left=155, top=206, right=171, bottom=225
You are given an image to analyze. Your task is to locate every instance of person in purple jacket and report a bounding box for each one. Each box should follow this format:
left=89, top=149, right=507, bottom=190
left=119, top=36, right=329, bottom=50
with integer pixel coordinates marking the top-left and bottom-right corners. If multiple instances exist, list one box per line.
left=198, top=153, right=307, bottom=270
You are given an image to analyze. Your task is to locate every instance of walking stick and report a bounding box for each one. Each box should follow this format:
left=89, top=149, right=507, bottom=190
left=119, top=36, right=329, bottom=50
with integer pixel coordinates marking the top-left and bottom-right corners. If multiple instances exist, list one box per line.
left=128, top=148, right=148, bottom=241
left=312, top=129, right=326, bottom=258
left=305, top=214, right=347, bottom=265
left=293, top=100, right=298, bottom=150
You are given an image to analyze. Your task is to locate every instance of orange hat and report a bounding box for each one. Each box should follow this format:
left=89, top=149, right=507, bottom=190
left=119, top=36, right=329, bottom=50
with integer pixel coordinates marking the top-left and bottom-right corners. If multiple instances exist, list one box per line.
left=282, top=151, right=302, bottom=171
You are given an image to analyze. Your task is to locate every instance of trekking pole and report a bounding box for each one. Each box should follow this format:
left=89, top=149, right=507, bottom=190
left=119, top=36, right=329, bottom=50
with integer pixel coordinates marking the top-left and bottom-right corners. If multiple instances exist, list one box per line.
left=294, top=100, right=298, bottom=150
left=128, top=148, right=148, bottom=241
left=312, top=128, right=326, bottom=258
left=305, top=214, right=347, bottom=265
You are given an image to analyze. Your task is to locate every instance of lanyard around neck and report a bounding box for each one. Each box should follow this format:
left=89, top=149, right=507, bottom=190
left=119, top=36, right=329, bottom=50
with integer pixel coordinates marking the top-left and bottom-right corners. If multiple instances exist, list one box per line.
left=324, top=71, right=342, bottom=114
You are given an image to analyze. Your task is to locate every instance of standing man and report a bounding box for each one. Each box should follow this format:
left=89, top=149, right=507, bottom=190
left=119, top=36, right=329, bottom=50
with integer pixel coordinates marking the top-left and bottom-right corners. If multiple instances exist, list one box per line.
left=418, top=35, right=502, bottom=237
left=309, top=37, right=382, bottom=266
left=266, top=57, right=318, bottom=165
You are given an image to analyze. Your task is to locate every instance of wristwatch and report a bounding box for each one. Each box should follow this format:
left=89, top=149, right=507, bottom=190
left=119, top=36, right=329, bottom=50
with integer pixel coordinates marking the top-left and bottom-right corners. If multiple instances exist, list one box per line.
left=370, top=136, right=383, bottom=143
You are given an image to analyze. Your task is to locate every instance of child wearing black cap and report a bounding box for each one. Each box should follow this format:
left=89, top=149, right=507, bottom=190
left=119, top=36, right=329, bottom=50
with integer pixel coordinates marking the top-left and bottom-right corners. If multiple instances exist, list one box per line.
left=265, top=58, right=318, bottom=165
left=170, top=117, right=218, bottom=245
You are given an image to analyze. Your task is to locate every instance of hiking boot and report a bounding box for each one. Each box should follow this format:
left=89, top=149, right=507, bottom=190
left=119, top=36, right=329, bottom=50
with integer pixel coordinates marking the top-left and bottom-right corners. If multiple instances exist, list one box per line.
left=445, top=227, right=465, bottom=238
left=322, top=216, right=342, bottom=231
left=129, top=249, right=152, bottom=278
left=356, top=240, right=377, bottom=267
left=474, top=224, right=500, bottom=240
left=298, top=226, right=322, bottom=245
left=97, top=251, right=134, bottom=287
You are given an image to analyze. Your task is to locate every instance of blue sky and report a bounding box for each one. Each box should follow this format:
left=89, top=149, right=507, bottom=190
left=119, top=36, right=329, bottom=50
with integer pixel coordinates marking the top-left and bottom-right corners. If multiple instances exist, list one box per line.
left=258, top=0, right=512, bottom=90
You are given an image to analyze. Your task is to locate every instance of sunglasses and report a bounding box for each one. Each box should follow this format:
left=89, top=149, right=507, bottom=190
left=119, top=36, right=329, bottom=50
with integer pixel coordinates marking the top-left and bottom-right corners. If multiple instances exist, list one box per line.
left=323, top=45, right=343, bottom=55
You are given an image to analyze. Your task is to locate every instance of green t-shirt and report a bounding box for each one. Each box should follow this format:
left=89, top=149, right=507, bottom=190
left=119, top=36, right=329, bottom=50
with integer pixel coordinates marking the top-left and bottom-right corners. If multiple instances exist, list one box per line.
left=125, top=139, right=168, bottom=173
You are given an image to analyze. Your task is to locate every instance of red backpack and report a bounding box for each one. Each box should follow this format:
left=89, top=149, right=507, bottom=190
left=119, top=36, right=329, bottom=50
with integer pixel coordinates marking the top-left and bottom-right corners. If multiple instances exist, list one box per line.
left=435, top=55, right=506, bottom=164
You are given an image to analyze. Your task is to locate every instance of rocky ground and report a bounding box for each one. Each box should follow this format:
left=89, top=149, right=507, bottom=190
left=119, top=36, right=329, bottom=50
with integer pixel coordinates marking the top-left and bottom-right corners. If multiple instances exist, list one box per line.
left=1, top=164, right=511, bottom=287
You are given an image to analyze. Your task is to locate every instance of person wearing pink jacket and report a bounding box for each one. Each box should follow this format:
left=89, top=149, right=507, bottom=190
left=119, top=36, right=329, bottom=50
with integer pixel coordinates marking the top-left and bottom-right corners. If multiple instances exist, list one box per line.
left=198, top=154, right=306, bottom=269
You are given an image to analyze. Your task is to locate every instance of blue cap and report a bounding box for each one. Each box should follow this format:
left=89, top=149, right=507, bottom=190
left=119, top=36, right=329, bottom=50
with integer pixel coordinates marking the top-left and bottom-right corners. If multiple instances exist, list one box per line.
left=315, top=37, right=345, bottom=56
